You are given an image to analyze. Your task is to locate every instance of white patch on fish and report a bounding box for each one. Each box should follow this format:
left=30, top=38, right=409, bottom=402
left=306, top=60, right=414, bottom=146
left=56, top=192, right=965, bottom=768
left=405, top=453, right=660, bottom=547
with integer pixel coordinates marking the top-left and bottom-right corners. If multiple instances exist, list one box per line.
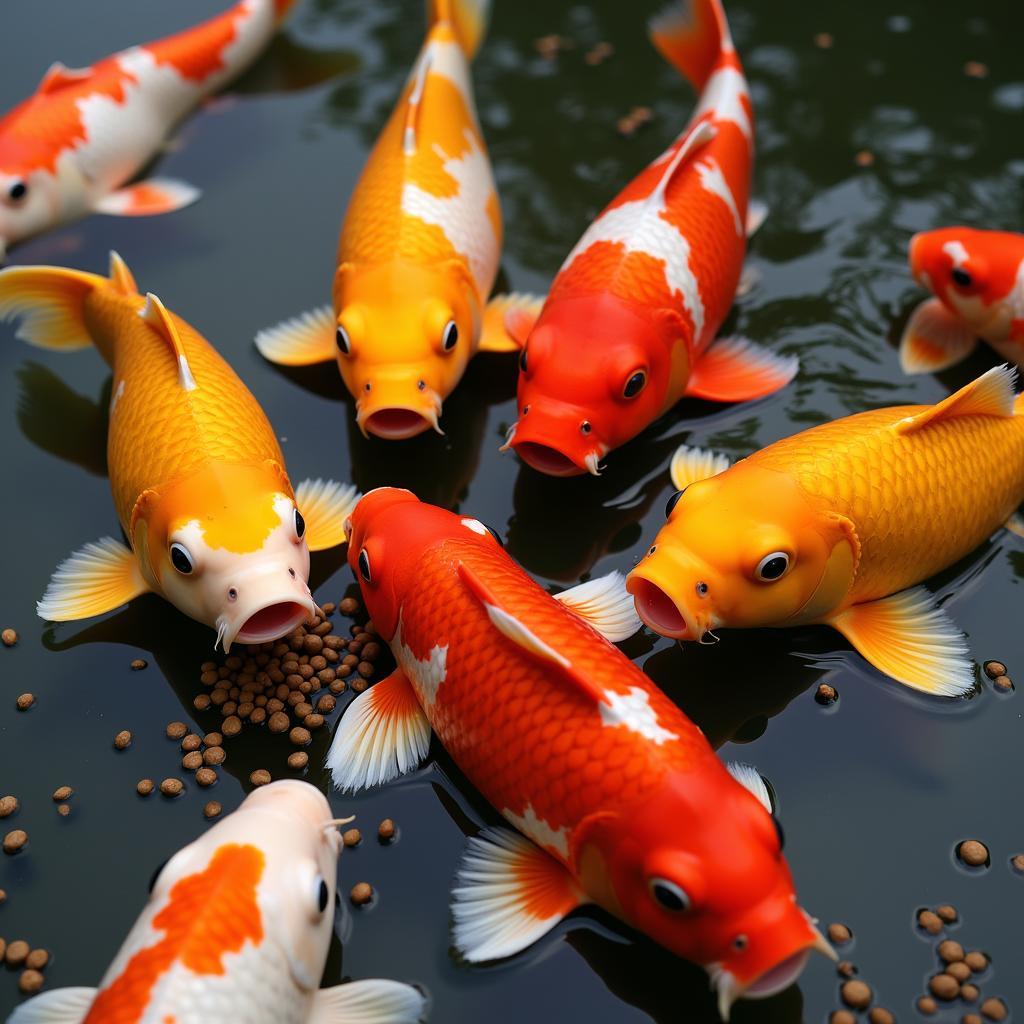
left=392, top=613, right=448, bottom=709
left=696, top=157, right=743, bottom=235
left=599, top=687, right=678, bottom=745
left=501, top=804, right=570, bottom=860
left=460, top=518, right=488, bottom=535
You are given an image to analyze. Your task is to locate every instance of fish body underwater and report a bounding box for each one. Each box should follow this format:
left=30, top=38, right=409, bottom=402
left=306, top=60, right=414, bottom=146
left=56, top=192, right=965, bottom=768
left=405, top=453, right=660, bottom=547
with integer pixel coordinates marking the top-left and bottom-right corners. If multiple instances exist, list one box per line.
left=0, top=254, right=356, bottom=649
left=505, top=0, right=796, bottom=477
left=256, top=0, right=541, bottom=441
left=901, top=226, right=1024, bottom=374
left=0, top=0, right=297, bottom=257
left=7, top=780, right=426, bottom=1024
left=326, top=489, right=834, bottom=1017
left=628, top=366, right=1024, bottom=696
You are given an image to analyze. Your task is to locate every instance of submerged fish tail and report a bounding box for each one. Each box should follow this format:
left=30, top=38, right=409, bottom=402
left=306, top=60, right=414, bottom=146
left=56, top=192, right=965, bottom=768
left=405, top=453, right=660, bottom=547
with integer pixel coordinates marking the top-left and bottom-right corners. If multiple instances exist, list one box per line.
left=428, top=0, right=490, bottom=58
left=650, top=0, right=733, bottom=92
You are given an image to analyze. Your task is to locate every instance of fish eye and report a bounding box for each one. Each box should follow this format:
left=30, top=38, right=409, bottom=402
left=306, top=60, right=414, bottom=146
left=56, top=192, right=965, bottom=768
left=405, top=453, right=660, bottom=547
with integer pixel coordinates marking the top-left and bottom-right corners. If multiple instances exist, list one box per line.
left=294, top=507, right=306, bottom=540
left=580, top=421, right=592, bottom=435
left=648, top=877, right=691, bottom=912
left=315, top=875, right=330, bottom=914
left=519, top=347, right=528, bottom=373
left=169, top=542, right=194, bottom=575
left=623, top=370, right=647, bottom=399
left=8, top=180, right=27, bottom=202
left=695, top=581, right=709, bottom=597
left=441, top=320, right=459, bottom=352
left=358, top=548, right=372, bottom=583
left=336, top=325, right=351, bottom=355
left=665, top=487, right=686, bottom=517
left=951, top=267, right=972, bottom=288
left=755, top=551, right=790, bottom=581
left=732, top=934, right=749, bottom=952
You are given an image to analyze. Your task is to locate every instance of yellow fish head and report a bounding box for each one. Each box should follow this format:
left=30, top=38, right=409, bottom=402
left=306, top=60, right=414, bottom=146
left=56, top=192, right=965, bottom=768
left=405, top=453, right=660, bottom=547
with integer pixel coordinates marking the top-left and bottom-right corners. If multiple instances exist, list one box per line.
left=132, top=462, right=317, bottom=650
left=627, top=465, right=857, bottom=640
left=333, top=260, right=477, bottom=440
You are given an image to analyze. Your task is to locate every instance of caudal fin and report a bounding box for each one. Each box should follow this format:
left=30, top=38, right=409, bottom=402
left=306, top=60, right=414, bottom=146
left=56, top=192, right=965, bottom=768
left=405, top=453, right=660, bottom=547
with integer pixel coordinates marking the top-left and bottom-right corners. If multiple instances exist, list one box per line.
left=429, top=0, right=490, bottom=59
left=650, top=0, right=731, bottom=92
left=271, top=0, right=299, bottom=24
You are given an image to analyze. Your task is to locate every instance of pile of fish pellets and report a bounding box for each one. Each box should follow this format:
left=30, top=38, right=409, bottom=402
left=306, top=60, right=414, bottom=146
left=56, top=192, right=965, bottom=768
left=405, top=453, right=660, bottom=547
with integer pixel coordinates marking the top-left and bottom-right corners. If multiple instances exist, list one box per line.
left=0, top=936, right=50, bottom=997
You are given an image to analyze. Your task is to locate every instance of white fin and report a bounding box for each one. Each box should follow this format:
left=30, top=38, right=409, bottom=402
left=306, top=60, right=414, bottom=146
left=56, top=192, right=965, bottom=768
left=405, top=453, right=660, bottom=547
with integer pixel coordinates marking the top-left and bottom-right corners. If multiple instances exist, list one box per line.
left=483, top=602, right=571, bottom=669
left=310, top=980, right=427, bottom=1024
left=255, top=304, right=337, bottom=366
left=452, top=827, right=585, bottom=963
left=0, top=264, right=102, bottom=350
left=649, top=121, right=718, bottom=208
left=37, top=537, right=149, bottom=622
left=294, top=479, right=359, bottom=552
left=138, top=293, right=196, bottom=391
left=555, top=571, right=642, bottom=642
left=94, top=178, right=200, bottom=216
left=669, top=444, right=731, bottom=491
left=7, top=987, right=97, bottom=1023
left=899, top=297, right=978, bottom=374
left=895, top=365, right=1017, bottom=434
left=829, top=587, right=974, bottom=697
left=745, top=199, right=768, bottom=237
left=726, top=762, right=772, bottom=813
left=326, top=669, right=431, bottom=793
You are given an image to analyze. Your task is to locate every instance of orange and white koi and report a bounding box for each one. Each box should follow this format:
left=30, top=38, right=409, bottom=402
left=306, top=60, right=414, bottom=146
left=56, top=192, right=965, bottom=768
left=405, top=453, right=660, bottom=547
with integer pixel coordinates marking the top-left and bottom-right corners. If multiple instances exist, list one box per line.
left=9, top=781, right=426, bottom=1024
left=256, top=0, right=541, bottom=441
left=901, top=226, right=1024, bottom=374
left=0, top=0, right=296, bottom=259
left=0, top=254, right=356, bottom=649
left=505, top=0, right=796, bottom=477
left=327, top=489, right=834, bottom=1017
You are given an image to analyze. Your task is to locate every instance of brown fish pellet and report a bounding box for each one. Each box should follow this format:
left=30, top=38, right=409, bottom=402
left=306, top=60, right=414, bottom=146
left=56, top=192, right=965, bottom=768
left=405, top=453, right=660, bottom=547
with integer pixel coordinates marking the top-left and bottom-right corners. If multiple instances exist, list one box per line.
left=351, top=678, right=368, bottom=694
left=3, top=829, right=28, bottom=854
left=939, top=940, right=965, bottom=963
left=18, top=969, right=44, bottom=994
left=159, top=778, right=183, bottom=798
left=936, top=904, right=958, bottom=924
left=965, top=951, right=989, bottom=972
left=958, top=840, right=989, bottom=867
left=57, top=804, right=70, bottom=817
left=841, top=980, right=872, bottom=1009
left=918, top=909, right=944, bottom=934
left=1, top=628, right=17, bottom=647
left=929, top=974, right=960, bottom=1001
left=203, top=747, right=226, bottom=767
left=137, top=779, right=154, bottom=796
left=980, top=999, right=1007, bottom=1022
left=204, top=731, right=223, bottom=747
left=25, top=948, right=48, bottom=970
left=250, top=769, right=272, bottom=787
left=831, top=1012, right=856, bottom=1024
left=304, top=713, right=325, bottom=730
left=222, top=715, right=242, bottom=738
left=15, top=693, right=34, bottom=711
left=962, top=984, right=980, bottom=1003
left=983, top=661, right=1007, bottom=679
left=193, top=694, right=211, bottom=712
left=181, top=751, right=203, bottom=771
left=52, top=786, right=72, bottom=802
left=0, top=888, right=7, bottom=904
left=837, top=961, right=857, bottom=978
left=917, top=997, right=938, bottom=1016
left=0, top=795, right=19, bottom=817
left=113, top=730, right=132, bottom=750
left=5, top=940, right=29, bottom=966
left=343, top=828, right=362, bottom=847
left=964, top=1015, right=984, bottom=1024
left=166, top=722, right=188, bottom=740
left=350, top=882, right=373, bottom=906
left=130, top=658, right=147, bottom=671
left=203, top=801, right=222, bottom=819
left=964, top=61, right=988, bottom=79
left=378, top=818, right=396, bottom=842
left=868, top=1010, right=894, bottom=1024
left=287, top=751, right=308, bottom=771
left=181, top=734, right=201, bottom=752
left=357, top=661, right=374, bottom=679
left=195, top=768, right=217, bottom=787
left=318, top=695, right=337, bottom=714
left=827, top=922, right=852, bottom=944
left=854, top=149, right=875, bottom=168
left=289, top=727, right=311, bottom=747
left=993, top=675, right=1013, bottom=693
left=947, top=962, right=972, bottom=983
left=339, top=597, right=359, bottom=615
left=268, top=711, right=290, bottom=734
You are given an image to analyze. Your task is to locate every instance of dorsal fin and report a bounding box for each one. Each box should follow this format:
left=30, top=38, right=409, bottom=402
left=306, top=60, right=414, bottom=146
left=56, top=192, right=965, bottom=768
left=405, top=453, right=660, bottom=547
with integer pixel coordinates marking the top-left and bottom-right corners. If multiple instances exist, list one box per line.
left=138, top=293, right=197, bottom=391
left=108, top=251, right=138, bottom=296
left=38, top=61, right=92, bottom=94
left=402, top=50, right=433, bottom=155
left=647, top=120, right=718, bottom=209
left=895, top=365, right=1017, bottom=436
left=457, top=562, right=608, bottom=705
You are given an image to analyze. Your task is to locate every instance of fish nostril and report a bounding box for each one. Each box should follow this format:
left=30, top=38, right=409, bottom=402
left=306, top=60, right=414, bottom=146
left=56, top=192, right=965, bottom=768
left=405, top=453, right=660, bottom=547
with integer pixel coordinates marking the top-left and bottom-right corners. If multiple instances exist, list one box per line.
left=228, top=587, right=238, bottom=601
left=580, top=421, right=592, bottom=435
left=696, top=581, right=709, bottom=597
left=364, top=382, right=372, bottom=392
left=417, top=380, right=426, bottom=391
left=288, top=568, right=296, bottom=579
left=522, top=405, right=530, bottom=415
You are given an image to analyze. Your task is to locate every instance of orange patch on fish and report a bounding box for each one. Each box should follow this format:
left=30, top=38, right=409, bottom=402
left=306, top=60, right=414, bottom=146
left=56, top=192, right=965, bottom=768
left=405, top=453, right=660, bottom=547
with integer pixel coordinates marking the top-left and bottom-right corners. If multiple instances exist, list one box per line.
left=145, top=5, right=248, bottom=83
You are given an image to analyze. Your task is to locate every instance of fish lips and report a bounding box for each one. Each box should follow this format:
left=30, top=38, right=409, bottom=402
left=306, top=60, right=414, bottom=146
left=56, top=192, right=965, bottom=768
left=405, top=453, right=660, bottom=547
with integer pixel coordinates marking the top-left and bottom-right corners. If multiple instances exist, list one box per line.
left=626, top=567, right=707, bottom=641
left=508, top=403, right=606, bottom=477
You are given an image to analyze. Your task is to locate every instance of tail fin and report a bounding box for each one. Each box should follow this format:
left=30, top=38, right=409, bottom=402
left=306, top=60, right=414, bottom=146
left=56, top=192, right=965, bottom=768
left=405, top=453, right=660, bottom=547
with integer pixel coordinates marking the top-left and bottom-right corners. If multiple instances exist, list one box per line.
left=0, top=265, right=106, bottom=351
left=650, top=0, right=731, bottom=92
left=272, top=0, right=300, bottom=25
left=428, top=0, right=490, bottom=59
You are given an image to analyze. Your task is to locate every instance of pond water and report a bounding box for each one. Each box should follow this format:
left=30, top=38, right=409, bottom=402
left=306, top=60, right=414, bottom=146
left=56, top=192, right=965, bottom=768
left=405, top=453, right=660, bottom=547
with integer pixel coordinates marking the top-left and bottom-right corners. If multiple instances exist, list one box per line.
left=1, top=0, right=1022, bottom=1021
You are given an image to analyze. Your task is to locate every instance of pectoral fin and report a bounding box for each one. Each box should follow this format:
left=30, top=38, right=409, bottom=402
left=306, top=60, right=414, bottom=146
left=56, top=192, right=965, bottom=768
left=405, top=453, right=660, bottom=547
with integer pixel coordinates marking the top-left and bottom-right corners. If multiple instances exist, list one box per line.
left=37, top=538, right=148, bottom=622
left=6, top=986, right=97, bottom=1023
left=325, top=668, right=431, bottom=793
left=479, top=293, right=544, bottom=353
left=554, top=571, right=641, bottom=642
left=452, top=828, right=586, bottom=962
left=294, top=479, right=359, bottom=551
left=745, top=199, right=768, bottom=238
left=255, top=304, right=337, bottom=366
left=828, top=588, right=974, bottom=697
left=898, top=298, right=977, bottom=374
left=726, top=762, right=773, bottom=813
left=309, top=980, right=427, bottom=1024
left=686, top=336, right=798, bottom=402
left=94, top=178, right=200, bottom=216
left=669, top=444, right=731, bottom=491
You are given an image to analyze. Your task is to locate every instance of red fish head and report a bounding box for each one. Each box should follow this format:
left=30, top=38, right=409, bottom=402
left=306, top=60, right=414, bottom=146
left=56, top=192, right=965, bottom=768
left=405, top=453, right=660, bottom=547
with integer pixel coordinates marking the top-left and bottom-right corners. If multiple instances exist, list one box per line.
left=508, top=294, right=678, bottom=476
left=344, top=488, right=501, bottom=639
left=573, top=770, right=832, bottom=1017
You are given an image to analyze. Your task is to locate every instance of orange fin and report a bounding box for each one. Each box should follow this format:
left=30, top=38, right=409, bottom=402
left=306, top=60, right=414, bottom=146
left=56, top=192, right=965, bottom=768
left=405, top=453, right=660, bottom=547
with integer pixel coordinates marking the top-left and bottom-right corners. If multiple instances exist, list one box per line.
left=895, top=365, right=1017, bottom=435
left=669, top=443, right=731, bottom=491
left=457, top=562, right=608, bottom=703
left=255, top=305, right=337, bottom=366
left=452, top=827, right=585, bottom=962
left=686, top=336, right=798, bottom=402
left=138, top=293, right=197, bottom=391
left=38, top=61, right=93, bottom=94
left=37, top=538, right=149, bottom=622
left=480, top=293, right=544, bottom=353
left=898, top=298, right=977, bottom=374
left=94, top=178, right=200, bottom=217
left=294, top=480, right=359, bottom=552
left=554, top=571, right=641, bottom=642
left=325, top=668, right=431, bottom=792
left=107, top=251, right=138, bottom=296
left=0, top=264, right=103, bottom=350
left=828, top=588, right=974, bottom=697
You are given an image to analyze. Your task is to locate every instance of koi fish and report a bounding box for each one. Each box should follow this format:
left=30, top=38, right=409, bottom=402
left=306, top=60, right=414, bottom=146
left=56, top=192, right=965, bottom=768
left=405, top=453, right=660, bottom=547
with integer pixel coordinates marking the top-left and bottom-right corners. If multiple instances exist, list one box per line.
left=503, top=0, right=796, bottom=477
left=9, top=780, right=426, bottom=1024
left=0, top=254, right=357, bottom=649
left=627, top=366, right=1024, bottom=696
left=326, top=489, right=834, bottom=1018
left=255, top=0, right=541, bottom=441
left=901, top=227, right=1024, bottom=374
left=0, top=0, right=298, bottom=259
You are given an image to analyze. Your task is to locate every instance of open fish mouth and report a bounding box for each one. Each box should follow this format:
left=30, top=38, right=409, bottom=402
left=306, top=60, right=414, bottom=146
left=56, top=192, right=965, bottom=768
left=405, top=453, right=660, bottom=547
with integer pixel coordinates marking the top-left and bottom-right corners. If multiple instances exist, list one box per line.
left=234, top=601, right=312, bottom=645
left=628, top=577, right=691, bottom=639
left=514, top=442, right=585, bottom=477
left=364, top=407, right=436, bottom=440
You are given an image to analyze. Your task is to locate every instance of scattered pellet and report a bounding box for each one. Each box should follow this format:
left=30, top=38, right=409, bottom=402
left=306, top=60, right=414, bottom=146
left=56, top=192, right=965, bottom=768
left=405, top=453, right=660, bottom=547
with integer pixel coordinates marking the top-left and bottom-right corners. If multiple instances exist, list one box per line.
left=203, top=747, right=225, bottom=767
left=321, top=602, right=336, bottom=616
left=1010, top=853, right=1024, bottom=873
left=289, top=726, right=311, bottom=747
left=287, top=752, right=308, bottom=771
left=584, top=41, right=613, bottom=65
left=268, top=711, right=290, bottom=734
left=983, top=661, right=1006, bottom=679
left=0, top=795, right=19, bottom=818
left=193, top=695, right=211, bottom=711
left=250, top=769, right=272, bottom=787
left=992, top=675, right=1013, bottom=693
left=362, top=642, right=381, bottom=661
left=304, top=713, right=325, bottom=730
left=841, top=979, right=871, bottom=1009
left=203, top=801, right=222, bottom=819
left=0, top=889, right=7, bottom=904
left=318, top=695, right=337, bottom=714
left=917, top=997, right=938, bottom=1015
left=195, top=768, right=217, bottom=787
left=113, top=730, right=132, bottom=751
left=136, top=778, right=155, bottom=796
left=1, top=628, right=17, bottom=647
left=962, top=985, right=980, bottom=1003
left=130, top=658, right=148, bottom=671
left=378, top=818, right=396, bottom=842
left=181, top=752, right=203, bottom=771
left=964, top=951, right=988, bottom=972
left=939, top=940, right=965, bottom=963
left=18, top=969, right=44, bottom=994
left=5, top=940, right=29, bottom=965
left=25, top=948, right=48, bottom=970
left=964, top=61, right=988, bottom=79
left=929, top=974, right=960, bottom=1001
left=357, top=661, right=374, bottom=679
left=980, top=999, right=1007, bottom=1022
left=947, top=962, right=972, bottom=983
left=57, top=804, right=70, bottom=817
left=340, top=597, right=359, bottom=615
left=349, top=882, right=373, bottom=906
left=837, top=961, right=857, bottom=978
left=918, top=909, right=944, bottom=934
left=936, top=904, right=958, bottom=923
left=15, top=693, right=34, bottom=711
left=159, top=778, right=183, bottom=798
left=51, top=786, right=72, bottom=802
left=3, top=830, right=28, bottom=854
left=827, top=922, right=852, bottom=944
left=814, top=31, right=833, bottom=48
left=831, top=1013, right=856, bottom=1024
left=343, top=828, right=362, bottom=848
left=868, top=1010, right=894, bottom=1024
left=350, top=678, right=368, bottom=694
left=817, top=683, right=839, bottom=706
left=166, top=722, right=188, bottom=740
left=957, top=840, right=989, bottom=867
left=855, top=150, right=875, bottom=167
left=203, top=731, right=223, bottom=746
left=222, top=715, right=242, bottom=738
left=964, top=1015, right=983, bottom=1024
left=181, top=734, right=201, bottom=753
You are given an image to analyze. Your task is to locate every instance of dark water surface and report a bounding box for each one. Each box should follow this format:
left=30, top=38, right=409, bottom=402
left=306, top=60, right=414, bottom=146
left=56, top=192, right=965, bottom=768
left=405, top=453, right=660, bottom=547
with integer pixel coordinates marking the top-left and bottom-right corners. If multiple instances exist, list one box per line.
left=2, top=1, right=1023, bottom=1020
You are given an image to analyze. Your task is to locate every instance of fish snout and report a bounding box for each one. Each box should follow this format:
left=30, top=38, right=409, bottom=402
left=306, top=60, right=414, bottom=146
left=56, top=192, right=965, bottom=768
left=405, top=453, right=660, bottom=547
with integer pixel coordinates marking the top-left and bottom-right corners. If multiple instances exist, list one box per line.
left=355, top=369, right=444, bottom=440
left=240, top=779, right=335, bottom=832
left=508, top=400, right=606, bottom=477
left=627, top=549, right=717, bottom=641
left=220, top=562, right=316, bottom=649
